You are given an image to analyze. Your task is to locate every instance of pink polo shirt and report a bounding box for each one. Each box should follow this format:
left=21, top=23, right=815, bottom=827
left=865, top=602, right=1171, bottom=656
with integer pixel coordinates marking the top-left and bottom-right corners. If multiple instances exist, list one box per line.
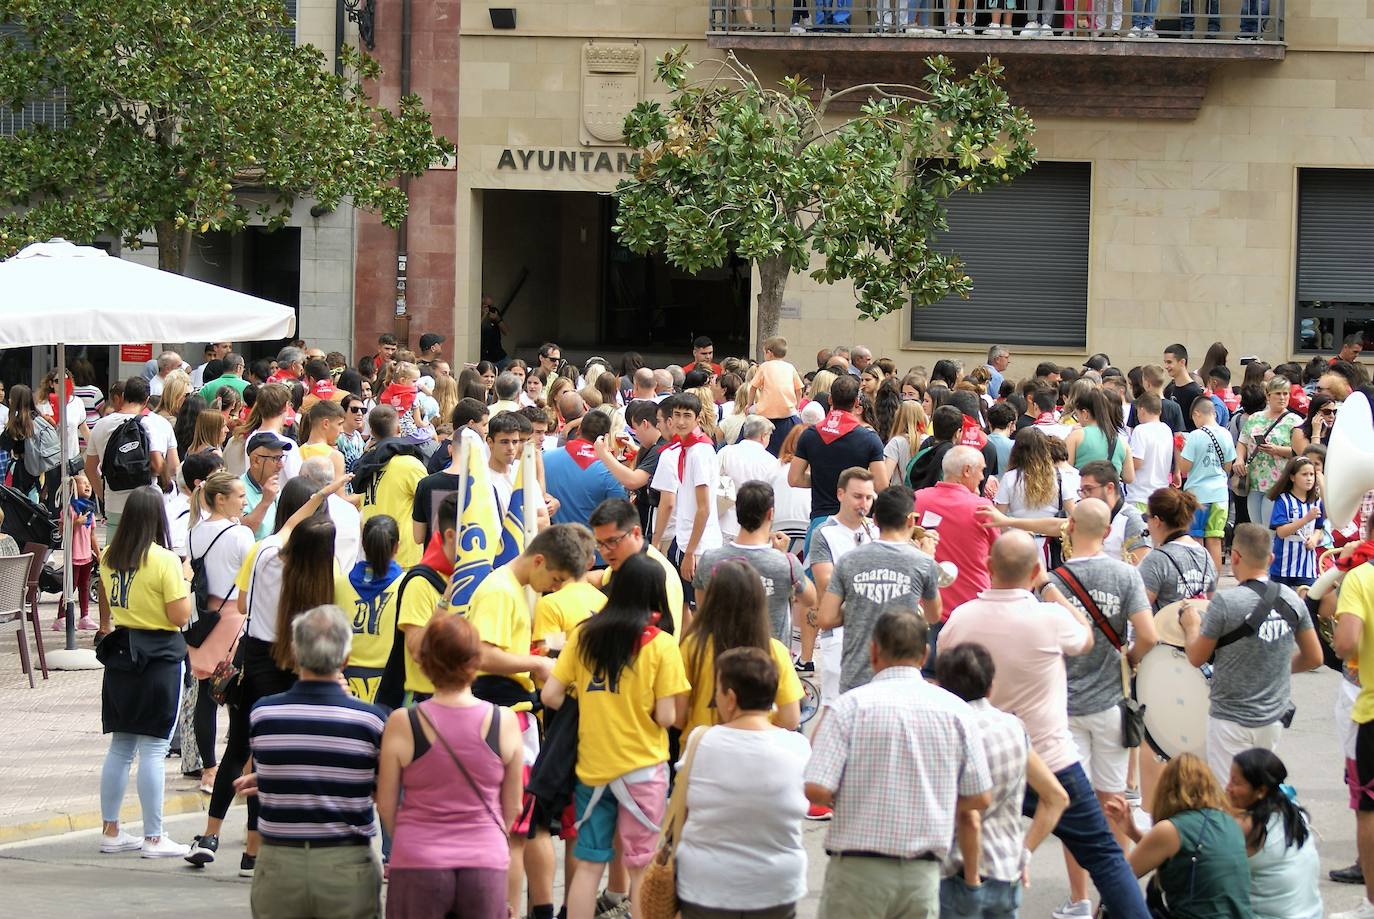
left=940, top=588, right=1090, bottom=773
left=913, top=482, right=997, bottom=616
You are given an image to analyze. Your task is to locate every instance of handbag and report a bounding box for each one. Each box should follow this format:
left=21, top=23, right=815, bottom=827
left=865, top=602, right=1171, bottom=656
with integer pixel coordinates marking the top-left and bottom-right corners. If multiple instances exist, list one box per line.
left=209, top=545, right=265, bottom=706
left=1053, top=565, right=1145, bottom=748
left=1046, top=470, right=1068, bottom=568
left=640, top=725, right=710, bottom=919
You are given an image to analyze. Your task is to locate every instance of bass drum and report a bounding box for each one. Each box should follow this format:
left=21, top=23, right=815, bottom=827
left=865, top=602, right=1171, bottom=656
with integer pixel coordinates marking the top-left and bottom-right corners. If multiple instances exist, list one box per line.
left=1135, top=644, right=1211, bottom=760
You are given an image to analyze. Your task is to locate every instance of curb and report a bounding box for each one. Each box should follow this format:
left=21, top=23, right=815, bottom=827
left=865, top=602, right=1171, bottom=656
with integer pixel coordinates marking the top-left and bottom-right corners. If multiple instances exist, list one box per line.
left=0, top=789, right=223, bottom=846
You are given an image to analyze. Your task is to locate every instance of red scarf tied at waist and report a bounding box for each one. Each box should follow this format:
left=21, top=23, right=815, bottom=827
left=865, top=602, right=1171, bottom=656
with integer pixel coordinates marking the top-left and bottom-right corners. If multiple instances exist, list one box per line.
left=815, top=409, right=860, bottom=445
left=671, top=429, right=714, bottom=476
left=565, top=438, right=598, bottom=470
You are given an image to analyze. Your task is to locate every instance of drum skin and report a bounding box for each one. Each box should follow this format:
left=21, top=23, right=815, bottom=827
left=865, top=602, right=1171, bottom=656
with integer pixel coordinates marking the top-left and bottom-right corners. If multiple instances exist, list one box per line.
left=1136, top=645, right=1210, bottom=760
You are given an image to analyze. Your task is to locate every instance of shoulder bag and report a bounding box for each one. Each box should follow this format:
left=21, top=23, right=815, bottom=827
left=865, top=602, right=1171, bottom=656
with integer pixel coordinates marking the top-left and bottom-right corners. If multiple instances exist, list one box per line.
left=209, top=544, right=267, bottom=706
left=640, top=725, right=711, bottom=919
left=1054, top=564, right=1145, bottom=748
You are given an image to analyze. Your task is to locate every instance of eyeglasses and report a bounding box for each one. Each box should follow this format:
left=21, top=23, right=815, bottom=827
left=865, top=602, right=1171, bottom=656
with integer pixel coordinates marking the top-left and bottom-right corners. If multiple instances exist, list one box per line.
left=251, top=452, right=285, bottom=465
left=595, top=531, right=631, bottom=553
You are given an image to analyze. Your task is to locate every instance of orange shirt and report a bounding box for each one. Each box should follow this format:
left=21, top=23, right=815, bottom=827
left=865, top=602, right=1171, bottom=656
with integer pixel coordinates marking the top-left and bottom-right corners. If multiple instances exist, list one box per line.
left=751, top=360, right=803, bottom=419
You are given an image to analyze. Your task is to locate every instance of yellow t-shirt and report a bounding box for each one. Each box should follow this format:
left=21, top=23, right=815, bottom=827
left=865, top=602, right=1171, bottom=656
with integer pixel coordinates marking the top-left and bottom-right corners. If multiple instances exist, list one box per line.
left=467, top=564, right=535, bottom=692
left=335, top=568, right=403, bottom=703
left=552, top=626, right=690, bottom=785
left=104, top=544, right=189, bottom=631
left=298, top=442, right=335, bottom=463
left=1340, top=563, right=1374, bottom=723
left=361, top=455, right=427, bottom=569
left=600, top=545, right=684, bottom=640
left=533, top=582, right=608, bottom=647
left=679, top=636, right=804, bottom=735
left=396, top=569, right=446, bottom=695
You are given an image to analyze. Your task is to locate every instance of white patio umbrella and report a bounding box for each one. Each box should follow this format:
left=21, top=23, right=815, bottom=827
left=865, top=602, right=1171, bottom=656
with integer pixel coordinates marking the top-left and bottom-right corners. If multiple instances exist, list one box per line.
left=0, top=239, right=297, bottom=665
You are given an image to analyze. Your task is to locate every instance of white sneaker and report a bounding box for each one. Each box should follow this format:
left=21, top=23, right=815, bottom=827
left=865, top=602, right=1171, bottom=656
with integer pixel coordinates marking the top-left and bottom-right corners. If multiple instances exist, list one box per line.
left=904, top=26, right=920, bottom=34
left=100, top=830, right=142, bottom=853
left=1018, top=23, right=1038, bottom=36
left=1126, top=27, right=1141, bottom=37
left=141, top=835, right=192, bottom=859
left=1332, top=901, right=1374, bottom=919
left=1051, top=900, right=1094, bottom=919
left=1143, top=26, right=1159, bottom=37
left=789, top=23, right=806, bottom=33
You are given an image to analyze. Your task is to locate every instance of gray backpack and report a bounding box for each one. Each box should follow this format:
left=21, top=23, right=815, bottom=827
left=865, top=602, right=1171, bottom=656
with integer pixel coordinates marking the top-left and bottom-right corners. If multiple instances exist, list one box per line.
left=23, top=414, right=61, bottom=477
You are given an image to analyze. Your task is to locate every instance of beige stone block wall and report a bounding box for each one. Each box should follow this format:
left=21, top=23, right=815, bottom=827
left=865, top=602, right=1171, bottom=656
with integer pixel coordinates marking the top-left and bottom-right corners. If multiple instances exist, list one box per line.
left=461, top=0, right=709, bottom=38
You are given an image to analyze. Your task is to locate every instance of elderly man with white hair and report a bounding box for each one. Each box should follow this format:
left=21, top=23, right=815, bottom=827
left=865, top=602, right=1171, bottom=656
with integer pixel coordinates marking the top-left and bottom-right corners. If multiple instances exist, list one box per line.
left=239, top=605, right=387, bottom=919
left=717, top=415, right=778, bottom=541
left=298, top=456, right=360, bottom=572
left=912, top=445, right=1000, bottom=669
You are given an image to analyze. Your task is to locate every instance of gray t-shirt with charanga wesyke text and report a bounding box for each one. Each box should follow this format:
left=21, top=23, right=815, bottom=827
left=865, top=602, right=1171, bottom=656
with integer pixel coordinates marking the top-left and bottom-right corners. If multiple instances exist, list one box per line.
left=828, top=540, right=940, bottom=692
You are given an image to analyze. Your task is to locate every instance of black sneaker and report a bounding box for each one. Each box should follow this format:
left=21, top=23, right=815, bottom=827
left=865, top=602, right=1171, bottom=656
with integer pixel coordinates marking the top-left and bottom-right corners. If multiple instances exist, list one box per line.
left=238, top=853, right=257, bottom=878
left=1332, top=862, right=1364, bottom=884
left=184, top=834, right=218, bottom=867
left=794, top=660, right=815, bottom=673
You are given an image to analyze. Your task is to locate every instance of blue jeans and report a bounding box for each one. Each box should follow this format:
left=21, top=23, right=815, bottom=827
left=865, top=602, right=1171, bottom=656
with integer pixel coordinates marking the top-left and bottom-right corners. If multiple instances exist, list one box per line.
left=1131, top=0, right=1157, bottom=29
left=1246, top=490, right=1275, bottom=536
left=101, top=733, right=171, bottom=837
left=1179, top=0, right=1219, bottom=33
left=814, top=0, right=851, bottom=25
left=1240, top=0, right=1268, bottom=34
left=1023, top=762, right=1149, bottom=919
left=940, top=875, right=1022, bottom=918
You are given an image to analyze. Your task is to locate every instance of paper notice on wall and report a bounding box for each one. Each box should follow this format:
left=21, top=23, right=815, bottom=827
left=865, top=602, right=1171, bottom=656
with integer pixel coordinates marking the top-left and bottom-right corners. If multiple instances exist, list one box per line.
left=779, top=297, right=801, bottom=320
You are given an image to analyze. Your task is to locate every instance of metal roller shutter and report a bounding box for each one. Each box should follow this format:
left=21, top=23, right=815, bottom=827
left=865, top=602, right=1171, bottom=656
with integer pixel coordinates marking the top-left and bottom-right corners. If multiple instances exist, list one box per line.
left=1296, top=169, right=1374, bottom=302
left=909, top=161, right=1090, bottom=349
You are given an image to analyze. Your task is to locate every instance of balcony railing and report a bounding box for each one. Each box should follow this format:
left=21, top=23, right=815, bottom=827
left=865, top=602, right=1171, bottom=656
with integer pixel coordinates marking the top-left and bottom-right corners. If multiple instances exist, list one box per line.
left=707, top=0, right=1285, bottom=42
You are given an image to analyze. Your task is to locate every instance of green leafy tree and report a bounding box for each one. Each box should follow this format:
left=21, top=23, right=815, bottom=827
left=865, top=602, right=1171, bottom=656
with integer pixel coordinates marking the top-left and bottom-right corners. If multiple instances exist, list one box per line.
left=0, top=0, right=452, bottom=270
left=614, top=48, right=1035, bottom=351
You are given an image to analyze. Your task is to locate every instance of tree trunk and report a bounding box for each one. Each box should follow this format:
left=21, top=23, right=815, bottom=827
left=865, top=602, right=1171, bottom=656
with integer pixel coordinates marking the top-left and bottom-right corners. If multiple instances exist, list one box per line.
left=754, top=253, right=790, bottom=360
left=154, top=221, right=191, bottom=274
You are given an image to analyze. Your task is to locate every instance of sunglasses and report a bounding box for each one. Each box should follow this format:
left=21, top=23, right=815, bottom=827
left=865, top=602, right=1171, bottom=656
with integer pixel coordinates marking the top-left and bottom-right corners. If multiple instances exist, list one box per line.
left=348, top=406, right=367, bottom=414
left=1319, top=408, right=1337, bottom=416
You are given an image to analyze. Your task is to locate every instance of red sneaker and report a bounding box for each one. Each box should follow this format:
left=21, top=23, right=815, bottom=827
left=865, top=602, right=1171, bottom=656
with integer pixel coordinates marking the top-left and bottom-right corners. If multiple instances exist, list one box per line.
left=805, top=803, right=833, bottom=821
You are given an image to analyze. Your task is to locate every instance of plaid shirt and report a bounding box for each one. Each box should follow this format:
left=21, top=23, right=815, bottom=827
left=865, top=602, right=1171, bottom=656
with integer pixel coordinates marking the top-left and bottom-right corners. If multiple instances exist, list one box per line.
left=805, top=666, right=991, bottom=859
left=942, top=699, right=1031, bottom=883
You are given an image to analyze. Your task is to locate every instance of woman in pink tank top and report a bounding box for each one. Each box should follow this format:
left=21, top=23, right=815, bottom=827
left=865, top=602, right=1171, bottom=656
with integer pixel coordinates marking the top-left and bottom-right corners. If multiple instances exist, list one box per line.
left=377, top=615, right=523, bottom=918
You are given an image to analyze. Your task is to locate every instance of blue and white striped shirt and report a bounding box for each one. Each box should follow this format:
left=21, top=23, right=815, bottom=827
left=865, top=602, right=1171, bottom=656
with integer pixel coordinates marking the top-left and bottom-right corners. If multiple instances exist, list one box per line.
left=249, top=680, right=386, bottom=842
left=1270, top=492, right=1324, bottom=582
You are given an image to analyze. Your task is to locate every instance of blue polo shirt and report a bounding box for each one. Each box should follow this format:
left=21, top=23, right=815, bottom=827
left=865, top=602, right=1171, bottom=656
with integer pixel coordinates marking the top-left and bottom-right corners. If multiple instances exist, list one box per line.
left=542, top=445, right=627, bottom=528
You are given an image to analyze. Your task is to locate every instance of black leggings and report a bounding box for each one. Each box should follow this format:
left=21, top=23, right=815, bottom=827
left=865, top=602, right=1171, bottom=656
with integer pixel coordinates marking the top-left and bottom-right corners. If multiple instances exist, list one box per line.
left=194, top=678, right=218, bottom=770
left=207, top=638, right=296, bottom=829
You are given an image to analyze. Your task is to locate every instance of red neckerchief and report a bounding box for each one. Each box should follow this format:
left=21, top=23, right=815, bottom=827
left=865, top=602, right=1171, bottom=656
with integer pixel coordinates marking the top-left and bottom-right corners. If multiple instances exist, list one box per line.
left=380, top=382, right=417, bottom=411
left=564, top=438, right=598, bottom=470
left=958, top=416, right=987, bottom=448
left=671, top=429, right=713, bottom=475
left=311, top=379, right=336, bottom=400
left=638, top=624, right=662, bottom=650
left=48, top=377, right=73, bottom=420
left=1034, top=411, right=1057, bottom=425
left=815, top=409, right=861, bottom=445
left=267, top=369, right=298, bottom=385
left=420, top=532, right=456, bottom=577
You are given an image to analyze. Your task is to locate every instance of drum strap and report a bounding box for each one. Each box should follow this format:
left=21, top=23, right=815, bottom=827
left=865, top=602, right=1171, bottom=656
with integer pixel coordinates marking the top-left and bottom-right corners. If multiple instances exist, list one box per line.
left=1215, top=580, right=1299, bottom=650
left=1053, top=565, right=1123, bottom=651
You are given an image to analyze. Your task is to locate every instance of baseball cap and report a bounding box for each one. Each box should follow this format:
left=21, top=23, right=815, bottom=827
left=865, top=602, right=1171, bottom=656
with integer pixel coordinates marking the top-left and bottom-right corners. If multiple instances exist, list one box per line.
left=419, top=333, right=444, bottom=352
left=1083, top=353, right=1110, bottom=372
left=247, top=432, right=294, bottom=454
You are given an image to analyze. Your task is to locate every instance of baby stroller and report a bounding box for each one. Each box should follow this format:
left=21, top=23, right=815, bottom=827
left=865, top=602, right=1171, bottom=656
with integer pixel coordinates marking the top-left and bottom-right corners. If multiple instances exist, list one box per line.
left=0, top=483, right=59, bottom=550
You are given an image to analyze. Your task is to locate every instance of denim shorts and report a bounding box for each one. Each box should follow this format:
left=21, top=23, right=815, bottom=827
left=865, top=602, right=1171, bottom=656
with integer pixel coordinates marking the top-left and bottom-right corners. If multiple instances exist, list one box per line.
left=940, top=875, right=1022, bottom=918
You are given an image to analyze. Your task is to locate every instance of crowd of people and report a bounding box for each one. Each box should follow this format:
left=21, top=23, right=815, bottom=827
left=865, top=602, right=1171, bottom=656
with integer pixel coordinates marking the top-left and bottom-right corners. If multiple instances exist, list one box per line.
left=7, top=329, right=1374, bottom=918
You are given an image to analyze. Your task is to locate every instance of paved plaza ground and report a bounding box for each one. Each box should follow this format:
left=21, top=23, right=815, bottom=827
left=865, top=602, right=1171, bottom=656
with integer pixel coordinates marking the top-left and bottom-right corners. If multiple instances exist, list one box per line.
left=0, top=596, right=1367, bottom=917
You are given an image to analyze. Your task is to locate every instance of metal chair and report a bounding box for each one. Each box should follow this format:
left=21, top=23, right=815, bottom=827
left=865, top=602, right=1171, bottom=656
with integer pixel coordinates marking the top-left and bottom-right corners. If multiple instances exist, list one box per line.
left=20, top=542, right=49, bottom=681
left=0, top=553, right=36, bottom=688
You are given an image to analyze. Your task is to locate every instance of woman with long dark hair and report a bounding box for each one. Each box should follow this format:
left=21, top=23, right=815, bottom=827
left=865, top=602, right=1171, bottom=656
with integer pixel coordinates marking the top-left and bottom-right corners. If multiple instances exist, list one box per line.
left=185, top=473, right=349, bottom=874
left=990, top=427, right=1076, bottom=563
left=173, top=393, right=207, bottom=460
left=871, top=377, right=903, bottom=445
left=95, top=487, right=193, bottom=858
left=0, top=384, right=43, bottom=500
left=541, top=553, right=689, bottom=919
left=1225, top=749, right=1321, bottom=919
left=1066, top=388, right=1134, bottom=481
left=1290, top=393, right=1337, bottom=455
left=680, top=560, right=802, bottom=733
left=336, top=515, right=405, bottom=703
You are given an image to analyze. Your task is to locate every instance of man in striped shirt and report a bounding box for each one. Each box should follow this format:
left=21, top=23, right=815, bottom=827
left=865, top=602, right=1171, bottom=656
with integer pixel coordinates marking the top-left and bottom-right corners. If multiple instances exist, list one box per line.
left=246, top=605, right=387, bottom=919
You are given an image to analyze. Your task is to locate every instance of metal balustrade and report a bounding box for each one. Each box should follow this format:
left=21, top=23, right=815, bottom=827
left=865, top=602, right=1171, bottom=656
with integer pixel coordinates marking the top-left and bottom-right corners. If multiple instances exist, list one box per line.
left=707, top=0, right=1285, bottom=41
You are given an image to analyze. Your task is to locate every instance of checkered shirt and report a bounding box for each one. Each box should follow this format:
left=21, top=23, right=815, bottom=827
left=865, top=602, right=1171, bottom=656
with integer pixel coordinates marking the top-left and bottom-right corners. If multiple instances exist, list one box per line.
left=805, top=666, right=992, bottom=859
left=941, top=699, right=1031, bottom=882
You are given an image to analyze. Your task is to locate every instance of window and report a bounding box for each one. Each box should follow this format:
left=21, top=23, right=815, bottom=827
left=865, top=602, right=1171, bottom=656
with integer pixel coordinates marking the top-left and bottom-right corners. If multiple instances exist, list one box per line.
left=1295, top=168, right=1374, bottom=353
left=0, top=24, right=68, bottom=137
left=908, top=161, right=1090, bottom=349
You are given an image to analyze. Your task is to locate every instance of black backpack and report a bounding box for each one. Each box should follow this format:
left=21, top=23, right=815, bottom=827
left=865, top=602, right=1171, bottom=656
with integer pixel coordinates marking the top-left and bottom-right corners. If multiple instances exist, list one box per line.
left=102, top=415, right=153, bottom=491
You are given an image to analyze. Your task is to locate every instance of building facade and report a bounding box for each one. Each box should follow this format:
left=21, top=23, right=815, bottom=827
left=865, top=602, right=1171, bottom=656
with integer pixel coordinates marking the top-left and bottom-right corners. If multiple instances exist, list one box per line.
left=452, top=0, right=1374, bottom=373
